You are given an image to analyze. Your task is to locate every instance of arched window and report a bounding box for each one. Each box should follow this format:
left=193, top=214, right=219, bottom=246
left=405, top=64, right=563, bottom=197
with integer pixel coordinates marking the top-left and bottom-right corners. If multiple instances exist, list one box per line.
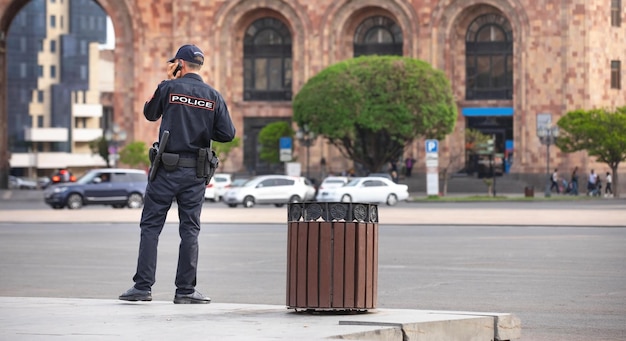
left=465, top=14, right=513, bottom=100
left=354, top=16, right=403, bottom=57
left=243, top=18, right=292, bottom=101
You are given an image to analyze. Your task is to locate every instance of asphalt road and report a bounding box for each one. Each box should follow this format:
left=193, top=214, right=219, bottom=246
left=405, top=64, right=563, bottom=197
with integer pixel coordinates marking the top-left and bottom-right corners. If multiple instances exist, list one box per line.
left=0, top=201, right=625, bottom=340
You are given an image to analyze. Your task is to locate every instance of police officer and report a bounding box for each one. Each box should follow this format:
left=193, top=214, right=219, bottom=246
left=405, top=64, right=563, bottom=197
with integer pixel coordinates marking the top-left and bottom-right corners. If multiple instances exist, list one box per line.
left=119, top=44, right=236, bottom=304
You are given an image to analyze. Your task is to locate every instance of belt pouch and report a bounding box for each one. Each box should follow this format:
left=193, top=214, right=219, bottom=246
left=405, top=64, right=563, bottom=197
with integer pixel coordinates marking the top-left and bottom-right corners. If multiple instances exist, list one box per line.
left=197, top=148, right=208, bottom=178
left=161, top=153, right=179, bottom=172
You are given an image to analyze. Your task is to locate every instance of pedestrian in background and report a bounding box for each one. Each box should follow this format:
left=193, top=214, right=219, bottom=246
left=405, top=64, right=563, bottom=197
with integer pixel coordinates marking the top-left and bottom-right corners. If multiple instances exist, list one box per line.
left=550, top=168, right=560, bottom=194
left=570, top=167, right=579, bottom=195
left=605, top=172, right=613, bottom=197
left=587, top=169, right=598, bottom=196
left=119, top=44, right=236, bottom=304
left=404, top=156, right=416, bottom=177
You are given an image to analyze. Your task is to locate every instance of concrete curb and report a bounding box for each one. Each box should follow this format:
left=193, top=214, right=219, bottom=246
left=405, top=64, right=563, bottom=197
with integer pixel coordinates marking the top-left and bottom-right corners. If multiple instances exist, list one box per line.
left=0, top=297, right=521, bottom=341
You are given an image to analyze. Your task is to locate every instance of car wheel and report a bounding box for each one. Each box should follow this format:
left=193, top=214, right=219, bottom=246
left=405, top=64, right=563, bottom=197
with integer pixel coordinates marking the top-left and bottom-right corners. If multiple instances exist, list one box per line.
left=386, top=193, right=398, bottom=206
left=274, top=203, right=284, bottom=207
left=243, top=196, right=255, bottom=208
left=112, top=204, right=125, bottom=209
left=127, top=193, right=144, bottom=209
left=341, top=194, right=352, bottom=203
left=227, top=204, right=237, bottom=208
left=66, top=193, right=83, bottom=210
left=51, top=205, right=64, bottom=209
left=288, top=195, right=301, bottom=203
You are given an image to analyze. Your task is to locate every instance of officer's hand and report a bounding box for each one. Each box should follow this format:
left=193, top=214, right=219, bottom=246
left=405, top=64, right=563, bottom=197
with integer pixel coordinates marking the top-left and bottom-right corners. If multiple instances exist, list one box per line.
left=167, top=62, right=180, bottom=80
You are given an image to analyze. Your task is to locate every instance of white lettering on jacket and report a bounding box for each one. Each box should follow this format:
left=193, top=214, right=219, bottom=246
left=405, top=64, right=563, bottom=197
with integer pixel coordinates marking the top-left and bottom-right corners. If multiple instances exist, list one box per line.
left=169, top=94, right=215, bottom=110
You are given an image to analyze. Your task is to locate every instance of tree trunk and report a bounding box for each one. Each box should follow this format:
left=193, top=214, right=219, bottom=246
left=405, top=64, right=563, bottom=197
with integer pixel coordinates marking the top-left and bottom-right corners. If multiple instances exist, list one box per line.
left=611, top=165, right=619, bottom=198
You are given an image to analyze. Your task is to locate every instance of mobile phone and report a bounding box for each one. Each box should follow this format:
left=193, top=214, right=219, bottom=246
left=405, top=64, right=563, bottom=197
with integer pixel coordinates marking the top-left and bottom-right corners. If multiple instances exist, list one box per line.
left=173, top=62, right=182, bottom=77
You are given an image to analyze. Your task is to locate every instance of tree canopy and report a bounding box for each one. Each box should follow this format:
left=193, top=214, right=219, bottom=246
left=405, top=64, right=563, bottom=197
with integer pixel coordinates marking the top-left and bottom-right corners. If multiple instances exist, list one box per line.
left=293, top=55, right=457, bottom=173
left=119, top=141, right=150, bottom=169
left=213, top=137, right=241, bottom=170
left=556, top=107, right=626, bottom=197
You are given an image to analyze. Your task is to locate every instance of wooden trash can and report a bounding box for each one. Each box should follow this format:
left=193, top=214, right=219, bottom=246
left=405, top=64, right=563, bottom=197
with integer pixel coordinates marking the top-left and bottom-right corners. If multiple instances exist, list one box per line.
left=286, top=202, right=378, bottom=312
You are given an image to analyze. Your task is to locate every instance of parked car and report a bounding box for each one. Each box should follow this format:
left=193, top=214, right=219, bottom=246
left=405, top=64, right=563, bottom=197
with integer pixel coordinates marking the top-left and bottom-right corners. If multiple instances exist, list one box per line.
left=367, top=173, right=393, bottom=181
left=222, top=175, right=316, bottom=208
left=318, top=176, right=350, bottom=189
left=50, top=169, right=77, bottom=185
left=8, top=176, right=38, bottom=190
left=204, top=173, right=233, bottom=201
left=230, top=178, right=249, bottom=188
left=316, top=176, right=409, bottom=206
left=44, top=169, right=147, bottom=210
left=38, top=176, right=52, bottom=189
left=315, top=176, right=350, bottom=201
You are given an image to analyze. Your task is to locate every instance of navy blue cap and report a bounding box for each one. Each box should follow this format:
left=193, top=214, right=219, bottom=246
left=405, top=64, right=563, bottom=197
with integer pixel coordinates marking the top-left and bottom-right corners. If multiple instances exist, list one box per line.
left=168, top=44, right=204, bottom=65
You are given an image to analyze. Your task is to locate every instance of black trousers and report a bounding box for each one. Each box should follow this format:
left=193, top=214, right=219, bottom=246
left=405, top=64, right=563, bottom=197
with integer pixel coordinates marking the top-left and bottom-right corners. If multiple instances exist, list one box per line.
left=132, top=166, right=206, bottom=295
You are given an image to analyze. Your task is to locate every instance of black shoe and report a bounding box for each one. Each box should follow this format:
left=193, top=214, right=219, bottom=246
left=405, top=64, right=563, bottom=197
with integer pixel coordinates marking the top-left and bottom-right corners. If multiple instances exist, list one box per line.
left=173, top=290, right=211, bottom=304
left=119, top=287, right=152, bottom=301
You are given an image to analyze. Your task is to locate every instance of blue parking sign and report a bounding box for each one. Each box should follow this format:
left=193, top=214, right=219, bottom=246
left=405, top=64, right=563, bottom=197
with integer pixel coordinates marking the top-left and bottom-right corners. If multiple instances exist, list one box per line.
left=279, top=137, right=292, bottom=149
left=425, top=139, right=439, bottom=153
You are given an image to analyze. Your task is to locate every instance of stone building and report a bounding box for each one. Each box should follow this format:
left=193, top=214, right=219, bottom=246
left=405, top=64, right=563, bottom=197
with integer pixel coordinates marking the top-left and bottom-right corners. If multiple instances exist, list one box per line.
left=0, top=0, right=624, bottom=188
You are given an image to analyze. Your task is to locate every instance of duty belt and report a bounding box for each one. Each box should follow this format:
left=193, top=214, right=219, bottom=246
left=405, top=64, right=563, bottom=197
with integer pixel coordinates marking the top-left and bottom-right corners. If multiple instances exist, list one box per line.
left=177, top=157, right=197, bottom=168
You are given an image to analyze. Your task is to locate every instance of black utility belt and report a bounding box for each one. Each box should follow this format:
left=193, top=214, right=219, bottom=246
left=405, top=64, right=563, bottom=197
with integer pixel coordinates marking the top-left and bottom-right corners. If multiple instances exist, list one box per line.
left=161, top=153, right=197, bottom=171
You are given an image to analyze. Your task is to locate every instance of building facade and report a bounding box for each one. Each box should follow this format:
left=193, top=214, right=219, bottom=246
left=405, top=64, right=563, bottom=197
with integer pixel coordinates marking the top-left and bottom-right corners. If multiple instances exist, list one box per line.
left=0, top=0, right=624, bottom=187
left=5, top=0, right=110, bottom=177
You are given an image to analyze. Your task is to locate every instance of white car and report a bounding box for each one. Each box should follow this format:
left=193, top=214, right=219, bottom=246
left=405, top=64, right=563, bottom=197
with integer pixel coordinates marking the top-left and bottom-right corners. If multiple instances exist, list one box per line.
left=8, top=176, right=38, bottom=190
left=222, top=175, right=316, bottom=208
left=204, top=173, right=233, bottom=201
left=315, top=176, right=350, bottom=201
left=316, top=176, right=409, bottom=206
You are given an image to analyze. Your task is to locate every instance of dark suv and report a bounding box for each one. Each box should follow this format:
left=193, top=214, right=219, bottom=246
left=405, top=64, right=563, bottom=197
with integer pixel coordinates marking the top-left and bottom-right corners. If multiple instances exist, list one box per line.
left=44, top=169, right=147, bottom=209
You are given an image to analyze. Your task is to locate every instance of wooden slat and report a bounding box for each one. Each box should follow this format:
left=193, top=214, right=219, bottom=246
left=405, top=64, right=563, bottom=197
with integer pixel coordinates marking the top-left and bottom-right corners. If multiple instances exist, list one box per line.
left=296, top=222, right=308, bottom=307
left=332, top=223, right=345, bottom=308
left=355, top=222, right=366, bottom=308
left=287, top=223, right=296, bottom=306
left=343, top=222, right=356, bottom=307
left=318, top=222, right=332, bottom=308
left=307, top=222, right=319, bottom=307
left=373, top=222, right=378, bottom=307
left=365, top=222, right=374, bottom=308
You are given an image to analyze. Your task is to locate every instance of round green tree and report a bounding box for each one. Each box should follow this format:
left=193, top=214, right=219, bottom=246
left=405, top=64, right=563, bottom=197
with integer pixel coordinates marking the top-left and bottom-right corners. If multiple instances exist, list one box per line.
left=293, top=55, right=457, bottom=173
left=556, top=107, right=626, bottom=197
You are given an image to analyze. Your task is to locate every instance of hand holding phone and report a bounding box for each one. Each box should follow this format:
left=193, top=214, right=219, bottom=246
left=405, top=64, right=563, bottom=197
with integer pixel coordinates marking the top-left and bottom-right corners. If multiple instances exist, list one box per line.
left=173, top=62, right=182, bottom=77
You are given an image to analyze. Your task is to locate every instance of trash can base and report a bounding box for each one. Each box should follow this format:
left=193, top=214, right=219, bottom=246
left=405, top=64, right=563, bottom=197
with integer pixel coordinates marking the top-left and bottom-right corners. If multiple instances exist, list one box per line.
left=291, top=308, right=372, bottom=314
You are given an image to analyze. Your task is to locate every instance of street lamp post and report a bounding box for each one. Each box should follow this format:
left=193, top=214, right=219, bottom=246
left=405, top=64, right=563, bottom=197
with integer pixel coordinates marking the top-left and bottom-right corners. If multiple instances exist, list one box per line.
left=537, top=125, right=559, bottom=197
left=104, top=124, right=127, bottom=168
left=295, top=125, right=317, bottom=179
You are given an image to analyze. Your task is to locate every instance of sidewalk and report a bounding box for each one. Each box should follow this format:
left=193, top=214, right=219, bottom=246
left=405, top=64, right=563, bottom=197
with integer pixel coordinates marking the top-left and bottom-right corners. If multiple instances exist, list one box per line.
left=2, top=194, right=624, bottom=340
left=1, top=201, right=624, bottom=226
left=0, top=297, right=520, bottom=341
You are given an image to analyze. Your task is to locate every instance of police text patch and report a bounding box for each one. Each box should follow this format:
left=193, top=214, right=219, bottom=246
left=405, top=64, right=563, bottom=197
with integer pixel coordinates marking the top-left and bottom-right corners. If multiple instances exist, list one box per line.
left=169, top=94, right=215, bottom=110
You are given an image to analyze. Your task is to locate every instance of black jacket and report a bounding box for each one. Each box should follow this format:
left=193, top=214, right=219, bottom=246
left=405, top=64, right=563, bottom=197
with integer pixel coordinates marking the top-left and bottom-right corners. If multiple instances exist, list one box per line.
left=144, top=73, right=236, bottom=154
